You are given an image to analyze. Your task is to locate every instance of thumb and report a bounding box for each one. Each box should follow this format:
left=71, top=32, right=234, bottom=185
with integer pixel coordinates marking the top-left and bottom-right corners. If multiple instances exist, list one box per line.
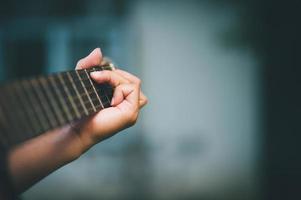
left=76, top=48, right=102, bottom=69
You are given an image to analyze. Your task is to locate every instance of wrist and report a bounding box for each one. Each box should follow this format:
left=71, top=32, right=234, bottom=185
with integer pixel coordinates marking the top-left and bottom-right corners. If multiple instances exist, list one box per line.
left=55, top=125, right=87, bottom=162
left=67, top=122, right=95, bottom=158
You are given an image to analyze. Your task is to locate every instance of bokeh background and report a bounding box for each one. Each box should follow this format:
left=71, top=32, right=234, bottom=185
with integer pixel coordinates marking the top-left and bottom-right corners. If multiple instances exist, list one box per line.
left=0, top=0, right=300, bottom=199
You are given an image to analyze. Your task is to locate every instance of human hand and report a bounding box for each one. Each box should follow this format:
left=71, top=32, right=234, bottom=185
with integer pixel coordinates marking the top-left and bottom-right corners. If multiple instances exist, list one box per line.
left=72, top=48, right=148, bottom=153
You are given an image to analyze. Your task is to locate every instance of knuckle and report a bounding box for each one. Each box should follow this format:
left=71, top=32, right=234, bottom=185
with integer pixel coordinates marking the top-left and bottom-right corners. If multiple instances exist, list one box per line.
left=102, top=71, right=112, bottom=81
left=136, top=78, right=141, bottom=86
left=143, top=97, right=148, bottom=105
left=101, top=70, right=110, bottom=76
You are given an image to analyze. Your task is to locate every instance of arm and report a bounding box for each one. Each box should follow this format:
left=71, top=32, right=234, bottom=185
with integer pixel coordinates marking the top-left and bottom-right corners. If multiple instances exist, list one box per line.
left=8, top=48, right=148, bottom=194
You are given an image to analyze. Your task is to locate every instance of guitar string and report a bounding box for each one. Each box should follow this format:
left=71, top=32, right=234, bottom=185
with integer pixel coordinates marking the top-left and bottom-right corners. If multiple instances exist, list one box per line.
left=3, top=72, right=114, bottom=115
left=4, top=87, right=113, bottom=119
left=0, top=67, right=114, bottom=146
left=0, top=96, right=107, bottom=146
left=6, top=86, right=112, bottom=119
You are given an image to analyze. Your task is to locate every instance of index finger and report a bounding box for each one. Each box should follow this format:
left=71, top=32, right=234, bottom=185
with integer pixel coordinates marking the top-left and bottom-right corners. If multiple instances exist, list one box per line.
left=90, top=70, right=130, bottom=88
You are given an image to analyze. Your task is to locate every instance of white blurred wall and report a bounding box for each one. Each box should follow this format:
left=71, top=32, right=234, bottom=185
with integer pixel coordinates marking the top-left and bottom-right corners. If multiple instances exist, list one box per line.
left=131, top=1, right=262, bottom=199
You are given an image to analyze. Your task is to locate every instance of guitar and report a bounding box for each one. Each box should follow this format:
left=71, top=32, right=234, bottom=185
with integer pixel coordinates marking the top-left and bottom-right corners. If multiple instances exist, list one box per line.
left=0, top=62, right=115, bottom=149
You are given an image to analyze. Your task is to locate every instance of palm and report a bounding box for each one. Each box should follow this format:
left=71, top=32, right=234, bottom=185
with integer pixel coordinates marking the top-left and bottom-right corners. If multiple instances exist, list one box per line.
left=77, top=96, right=136, bottom=145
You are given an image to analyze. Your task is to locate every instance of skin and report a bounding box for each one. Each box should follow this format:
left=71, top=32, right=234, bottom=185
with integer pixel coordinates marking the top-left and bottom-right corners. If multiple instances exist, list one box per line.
left=7, top=48, right=148, bottom=194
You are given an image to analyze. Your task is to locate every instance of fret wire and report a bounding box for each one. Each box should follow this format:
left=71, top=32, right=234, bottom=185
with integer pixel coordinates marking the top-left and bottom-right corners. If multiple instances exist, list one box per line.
left=0, top=103, right=10, bottom=147
left=70, top=101, right=103, bottom=113
left=65, top=97, right=104, bottom=112
left=57, top=73, right=84, bottom=119
left=10, top=79, right=101, bottom=141
left=48, top=76, right=73, bottom=122
left=5, top=84, right=32, bottom=139
left=95, top=83, right=113, bottom=107
left=61, top=66, right=112, bottom=85
left=38, top=77, right=66, bottom=126
left=14, top=80, right=107, bottom=120
left=57, top=73, right=81, bottom=119
left=69, top=96, right=110, bottom=111
left=61, top=73, right=89, bottom=116
left=21, top=80, right=50, bottom=132
left=13, top=83, right=42, bottom=135
left=101, top=84, right=111, bottom=105
left=51, top=88, right=111, bottom=112
left=83, top=104, right=103, bottom=113
left=60, top=80, right=114, bottom=96
left=30, top=79, right=58, bottom=129
left=63, top=76, right=109, bottom=85
left=84, top=69, right=104, bottom=109
left=68, top=71, right=95, bottom=114
left=75, top=70, right=96, bottom=112
left=3, top=86, right=22, bottom=139
left=85, top=97, right=110, bottom=107
left=0, top=94, right=15, bottom=145
left=2, top=86, right=27, bottom=139
left=10, top=84, right=36, bottom=136
left=45, top=70, right=114, bottom=98
left=79, top=70, right=102, bottom=110
left=49, top=86, right=113, bottom=107
left=66, top=71, right=89, bottom=115
left=24, top=77, right=113, bottom=116
left=77, top=70, right=102, bottom=109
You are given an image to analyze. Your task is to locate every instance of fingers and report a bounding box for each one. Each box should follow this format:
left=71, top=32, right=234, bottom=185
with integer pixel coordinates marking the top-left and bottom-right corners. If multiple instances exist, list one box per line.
left=113, top=83, right=139, bottom=111
left=90, top=70, right=130, bottom=88
left=115, top=69, right=148, bottom=108
left=90, top=70, right=141, bottom=109
left=110, top=86, right=123, bottom=106
left=119, top=83, right=140, bottom=125
left=76, top=48, right=102, bottom=70
left=90, top=68, right=147, bottom=109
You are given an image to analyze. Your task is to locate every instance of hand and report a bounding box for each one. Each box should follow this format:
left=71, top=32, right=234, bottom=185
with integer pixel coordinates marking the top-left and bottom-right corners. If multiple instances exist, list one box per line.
left=72, top=48, right=148, bottom=152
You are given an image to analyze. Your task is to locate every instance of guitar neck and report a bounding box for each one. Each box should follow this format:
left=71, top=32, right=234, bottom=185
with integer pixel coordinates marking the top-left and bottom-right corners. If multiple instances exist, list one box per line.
left=0, top=66, right=114, bottom=148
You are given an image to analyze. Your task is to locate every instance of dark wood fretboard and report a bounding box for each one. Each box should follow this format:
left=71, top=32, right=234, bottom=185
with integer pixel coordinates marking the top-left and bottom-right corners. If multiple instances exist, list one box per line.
left=0, top=66, right=114, bottom=148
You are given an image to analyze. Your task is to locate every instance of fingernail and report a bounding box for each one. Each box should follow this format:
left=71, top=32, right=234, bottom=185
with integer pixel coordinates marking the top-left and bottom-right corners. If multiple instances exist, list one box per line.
left=90, top=72, right=97, bottom=77
left=90, top=48, right=102, bottom=57
left=90, top=71, right=102, bottom=77
left=96, top=47, right=102, bottom=55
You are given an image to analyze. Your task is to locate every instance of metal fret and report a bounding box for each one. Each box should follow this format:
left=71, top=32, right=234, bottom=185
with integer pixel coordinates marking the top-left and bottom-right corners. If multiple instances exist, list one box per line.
left=75, top=70, right=96, bottom=112
left=30, top=78, right=58, bottom=128
left=57, top=73, right=81, bottom=119
left=60, top=74, right=87, bottom=116
left=38, top=77, right=66, bottom=126
left=48, top=75, right=73, bottom=122
left=77, top=70, right=102, bottom=110
left=13, top=83, right=42, bottom=135
left=3, top=88, right=21, bottom=140
left=0, top=103, right=10, bottom=147
left=69, top=71, right=95, bottom=113
left=5, top=85, right=32, bottom=138
left=0, top=93, right=14, bottom=145
left=65, top=72, right=89, bottom=116
left=84, top=69, right=104, bottom=109
left=21, top=80, right=50, bottom=132
left=95, top=83, right=113, bottom=108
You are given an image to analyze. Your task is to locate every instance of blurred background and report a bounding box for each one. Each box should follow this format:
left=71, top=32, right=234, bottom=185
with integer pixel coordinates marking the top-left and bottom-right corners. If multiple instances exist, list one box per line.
left=0, top=0, right=300, bottom=199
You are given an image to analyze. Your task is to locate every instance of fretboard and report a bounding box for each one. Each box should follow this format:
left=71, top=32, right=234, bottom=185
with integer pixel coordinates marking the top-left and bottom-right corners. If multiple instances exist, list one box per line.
left=0, top=66, right=114, bottom=148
